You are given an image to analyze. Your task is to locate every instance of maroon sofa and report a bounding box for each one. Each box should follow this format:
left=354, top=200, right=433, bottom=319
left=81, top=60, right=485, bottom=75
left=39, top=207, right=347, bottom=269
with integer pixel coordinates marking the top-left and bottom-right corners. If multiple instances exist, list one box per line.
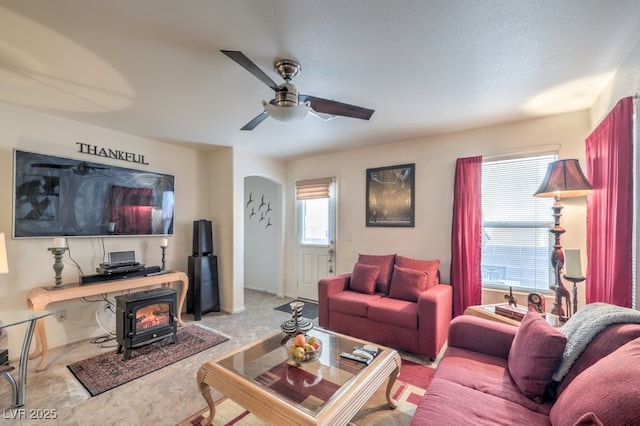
left=318, top=254, right=452, bottom=360
left=412, top=311, right=640, bottom=425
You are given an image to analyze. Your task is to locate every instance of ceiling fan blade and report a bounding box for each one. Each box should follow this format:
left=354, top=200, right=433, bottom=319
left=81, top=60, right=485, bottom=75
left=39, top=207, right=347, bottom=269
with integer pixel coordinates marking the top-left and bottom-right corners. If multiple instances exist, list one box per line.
left=241, top=111, right=269, bottom=131
left=31, top=163, right=73, bottom=169
left=221, top=50, right=279, bottom=91
left=308, top=109, right=337, bottom=121
left=299, top=95, right=374, bottom=120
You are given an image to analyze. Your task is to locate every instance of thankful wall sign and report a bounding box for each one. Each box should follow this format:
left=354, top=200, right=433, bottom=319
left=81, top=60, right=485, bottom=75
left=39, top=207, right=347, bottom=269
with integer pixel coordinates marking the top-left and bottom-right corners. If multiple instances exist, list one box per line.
left=76, top=142, right=149, bottom=165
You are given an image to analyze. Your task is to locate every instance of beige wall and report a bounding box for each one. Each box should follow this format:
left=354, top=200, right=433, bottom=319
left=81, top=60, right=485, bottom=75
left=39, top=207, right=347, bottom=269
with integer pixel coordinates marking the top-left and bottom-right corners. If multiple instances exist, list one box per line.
left=285, top=111, right=592, bottom=307
left=591, top=37, right=640, bottom=125
left=0, top=102, right=208, bottom=358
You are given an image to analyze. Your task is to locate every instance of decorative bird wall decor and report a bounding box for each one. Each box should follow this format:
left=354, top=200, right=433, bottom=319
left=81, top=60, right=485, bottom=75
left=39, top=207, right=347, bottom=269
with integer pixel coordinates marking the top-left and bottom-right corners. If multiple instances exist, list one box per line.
left=246, top=192, right=274, bottom=230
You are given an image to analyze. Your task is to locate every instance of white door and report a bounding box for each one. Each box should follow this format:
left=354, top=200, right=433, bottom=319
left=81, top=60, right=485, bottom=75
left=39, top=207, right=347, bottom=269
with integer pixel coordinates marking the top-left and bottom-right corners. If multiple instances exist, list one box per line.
left=296, top=181, right=336, bottom=301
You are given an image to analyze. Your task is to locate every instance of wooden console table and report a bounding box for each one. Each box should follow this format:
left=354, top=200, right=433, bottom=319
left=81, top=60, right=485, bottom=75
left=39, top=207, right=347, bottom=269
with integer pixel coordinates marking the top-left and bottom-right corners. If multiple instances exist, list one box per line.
left=27, top=271, right=188, bottom=371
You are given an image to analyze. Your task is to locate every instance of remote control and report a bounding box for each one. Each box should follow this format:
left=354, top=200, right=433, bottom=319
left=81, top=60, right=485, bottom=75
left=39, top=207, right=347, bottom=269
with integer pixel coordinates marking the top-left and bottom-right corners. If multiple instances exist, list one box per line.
left=353, top=345, right=379, bottom=356
left=353, top=349, right=374, bottom=361
left=340, top=352, right=371, bottom=365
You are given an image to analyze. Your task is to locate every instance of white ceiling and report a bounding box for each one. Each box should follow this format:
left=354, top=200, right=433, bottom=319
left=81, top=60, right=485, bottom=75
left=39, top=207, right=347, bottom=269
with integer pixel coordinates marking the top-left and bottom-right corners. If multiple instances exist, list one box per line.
left=2, top=1, right=640, bottom=160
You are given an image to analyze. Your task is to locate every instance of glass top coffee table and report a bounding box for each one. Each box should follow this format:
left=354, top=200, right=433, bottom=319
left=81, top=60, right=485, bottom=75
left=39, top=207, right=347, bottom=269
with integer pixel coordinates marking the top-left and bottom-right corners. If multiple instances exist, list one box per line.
left=197, top=328, right=401, bottom=425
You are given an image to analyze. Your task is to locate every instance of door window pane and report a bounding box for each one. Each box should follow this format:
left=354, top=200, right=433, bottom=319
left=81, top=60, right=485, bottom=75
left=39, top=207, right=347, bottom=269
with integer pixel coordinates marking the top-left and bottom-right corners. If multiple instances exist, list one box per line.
left=301, top=198, right=329, bottom=245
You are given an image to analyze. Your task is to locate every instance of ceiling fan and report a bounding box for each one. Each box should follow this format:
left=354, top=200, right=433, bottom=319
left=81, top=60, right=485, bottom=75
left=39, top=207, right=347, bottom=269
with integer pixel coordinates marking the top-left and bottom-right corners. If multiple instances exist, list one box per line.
left=221, top=50, right=375, bottom=130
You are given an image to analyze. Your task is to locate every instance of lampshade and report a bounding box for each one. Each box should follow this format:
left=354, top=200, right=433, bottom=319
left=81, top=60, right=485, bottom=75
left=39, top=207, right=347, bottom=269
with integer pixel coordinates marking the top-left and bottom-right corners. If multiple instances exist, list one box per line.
left=0, top=233, right=8, bottom=274
left=262, top=100, right=311, bottom=122
left=534, top=159, right=593, bottom=198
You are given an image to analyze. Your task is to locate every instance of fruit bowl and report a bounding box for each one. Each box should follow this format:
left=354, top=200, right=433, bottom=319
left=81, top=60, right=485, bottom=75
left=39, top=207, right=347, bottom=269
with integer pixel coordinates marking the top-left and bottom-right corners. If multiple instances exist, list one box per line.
left=286, top=334, right=322, bottom=364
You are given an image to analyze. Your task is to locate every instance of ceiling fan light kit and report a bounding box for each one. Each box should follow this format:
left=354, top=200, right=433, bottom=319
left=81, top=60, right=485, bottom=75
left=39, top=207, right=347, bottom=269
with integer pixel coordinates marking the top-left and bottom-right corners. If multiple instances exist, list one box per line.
left=262, top=100, right=311, bottom=122
left=221, top=50, right=374, bottom=130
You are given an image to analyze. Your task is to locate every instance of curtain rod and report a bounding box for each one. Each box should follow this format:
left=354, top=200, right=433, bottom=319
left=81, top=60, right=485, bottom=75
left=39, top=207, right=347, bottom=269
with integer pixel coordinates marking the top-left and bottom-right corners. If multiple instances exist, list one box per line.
left=483, top=144, right=561, bottom=162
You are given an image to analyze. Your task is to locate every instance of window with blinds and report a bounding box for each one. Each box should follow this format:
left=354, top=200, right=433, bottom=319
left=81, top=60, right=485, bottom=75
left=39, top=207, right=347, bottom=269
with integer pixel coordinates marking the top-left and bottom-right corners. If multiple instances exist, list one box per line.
left=481, top=154, right=556, bottom=291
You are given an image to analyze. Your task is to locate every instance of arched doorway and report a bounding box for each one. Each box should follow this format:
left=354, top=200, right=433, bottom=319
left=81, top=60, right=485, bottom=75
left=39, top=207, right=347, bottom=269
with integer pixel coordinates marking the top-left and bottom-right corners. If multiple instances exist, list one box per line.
left=243, top=176, right=283, bottom=295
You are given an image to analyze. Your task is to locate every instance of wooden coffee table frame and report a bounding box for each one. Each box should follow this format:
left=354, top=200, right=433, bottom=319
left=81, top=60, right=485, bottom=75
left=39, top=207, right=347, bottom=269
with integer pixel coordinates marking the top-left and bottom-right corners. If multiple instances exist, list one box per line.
left=197, top=329, right=401, bottom=426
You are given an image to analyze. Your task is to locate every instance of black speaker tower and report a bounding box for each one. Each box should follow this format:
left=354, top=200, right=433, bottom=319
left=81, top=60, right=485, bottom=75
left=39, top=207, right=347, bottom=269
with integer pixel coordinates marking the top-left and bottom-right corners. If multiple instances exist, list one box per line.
left=187, top=220, right=220, bottom=320
left=192, top=219, right=213, bottom=256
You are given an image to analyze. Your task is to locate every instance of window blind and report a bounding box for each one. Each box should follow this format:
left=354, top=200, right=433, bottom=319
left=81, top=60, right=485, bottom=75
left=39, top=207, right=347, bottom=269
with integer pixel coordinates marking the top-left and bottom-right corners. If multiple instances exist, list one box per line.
left=481, top=154, right=556, bottom=291
left=296, top=178, right=332, bottom=200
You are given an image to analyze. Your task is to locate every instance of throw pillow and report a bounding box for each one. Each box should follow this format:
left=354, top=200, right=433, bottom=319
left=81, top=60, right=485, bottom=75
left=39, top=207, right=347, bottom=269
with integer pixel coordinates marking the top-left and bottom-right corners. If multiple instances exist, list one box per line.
left=349, top=263, right=381, bottom=295
left=395, top=255, right=440, bottom=289
left=357, top=254, right=396, bottom=293
left=549, top=338, right=640, bottom=426
left=572, top=413, right=604, bottom=426
left=388, top=265, right=429, bottom=302
left=508, top=310, right=567, bottom=402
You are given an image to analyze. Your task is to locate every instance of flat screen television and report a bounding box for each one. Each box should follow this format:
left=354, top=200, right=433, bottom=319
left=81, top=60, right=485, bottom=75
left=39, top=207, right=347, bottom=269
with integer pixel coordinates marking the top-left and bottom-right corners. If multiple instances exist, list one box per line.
left=13, top=150, right=175, bottom=238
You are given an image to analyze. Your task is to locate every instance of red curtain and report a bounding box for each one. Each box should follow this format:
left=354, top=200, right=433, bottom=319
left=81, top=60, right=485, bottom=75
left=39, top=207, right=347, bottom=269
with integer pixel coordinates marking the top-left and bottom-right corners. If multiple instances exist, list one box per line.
left=451, top=156, right=483, bottom=316
left=585, top=97, right=634, bottom=307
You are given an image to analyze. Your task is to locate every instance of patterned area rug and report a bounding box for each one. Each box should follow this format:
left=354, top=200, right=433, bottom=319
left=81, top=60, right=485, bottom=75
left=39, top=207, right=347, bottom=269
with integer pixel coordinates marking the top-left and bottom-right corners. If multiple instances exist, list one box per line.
left=177, top=359, right=434, bottom=426
left=67, top=325, right=229, bottom=397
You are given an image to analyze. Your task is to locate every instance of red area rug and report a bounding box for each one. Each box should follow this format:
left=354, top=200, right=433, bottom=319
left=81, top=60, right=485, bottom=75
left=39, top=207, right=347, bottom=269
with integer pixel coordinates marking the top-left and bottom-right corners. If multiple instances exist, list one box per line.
left=68, top=325, right=229, bottom=396
left=177, top=359, right=434, bottom=426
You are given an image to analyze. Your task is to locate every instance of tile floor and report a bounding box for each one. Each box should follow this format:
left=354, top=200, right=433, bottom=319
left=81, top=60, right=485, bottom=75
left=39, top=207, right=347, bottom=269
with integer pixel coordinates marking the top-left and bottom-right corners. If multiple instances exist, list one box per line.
left=0, top=290, right=436, bottom=425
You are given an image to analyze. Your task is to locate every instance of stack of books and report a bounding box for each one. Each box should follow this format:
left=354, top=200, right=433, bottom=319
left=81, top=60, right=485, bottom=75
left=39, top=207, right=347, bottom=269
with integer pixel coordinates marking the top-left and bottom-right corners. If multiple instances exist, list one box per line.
left=494, top=304, right=529, bottom=321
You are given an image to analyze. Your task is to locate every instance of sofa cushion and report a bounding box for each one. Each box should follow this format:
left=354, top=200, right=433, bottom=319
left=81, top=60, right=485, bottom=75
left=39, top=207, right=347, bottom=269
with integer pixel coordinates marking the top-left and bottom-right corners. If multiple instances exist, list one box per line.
left=395, top=255, right=440, bottom=289
left=550, top=337, right=640, bottom=426
left=554, top=323, right=640, bottom=396
left=349, top=262, right=380, bottom=294
left=508, top=310, right=567, bottom=402
left=388, top=265, right=428, bottom=302
left=357, top=254, right=395, bottom=293
left=411, top=378, right=552, bottom=426
left=435, top=346, right=553, bottom=416
left=368, top=297, right=418, bottom=329
left=328, top=290, right=383, bottom=318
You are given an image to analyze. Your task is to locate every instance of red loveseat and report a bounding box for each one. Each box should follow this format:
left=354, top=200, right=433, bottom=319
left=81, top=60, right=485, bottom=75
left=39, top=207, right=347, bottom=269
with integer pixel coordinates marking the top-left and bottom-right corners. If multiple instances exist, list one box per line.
left=318, top=254, right=452, bottom=360
left=412, top=308, right=640, bottom=425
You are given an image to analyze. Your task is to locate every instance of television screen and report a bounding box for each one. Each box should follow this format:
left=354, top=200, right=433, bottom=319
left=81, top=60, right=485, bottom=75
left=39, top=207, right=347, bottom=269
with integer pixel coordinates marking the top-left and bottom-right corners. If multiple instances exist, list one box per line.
left=13, top=150, right=175, bottom=238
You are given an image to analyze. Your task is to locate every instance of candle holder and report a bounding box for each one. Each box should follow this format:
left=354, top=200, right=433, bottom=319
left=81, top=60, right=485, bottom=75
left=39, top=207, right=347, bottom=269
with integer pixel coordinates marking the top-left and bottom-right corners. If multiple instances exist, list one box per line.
left=160, top=245, right=167, bottom=271
left=564, top=275, right=586, bottom=316
left=48, top=247, right=68, bottom=290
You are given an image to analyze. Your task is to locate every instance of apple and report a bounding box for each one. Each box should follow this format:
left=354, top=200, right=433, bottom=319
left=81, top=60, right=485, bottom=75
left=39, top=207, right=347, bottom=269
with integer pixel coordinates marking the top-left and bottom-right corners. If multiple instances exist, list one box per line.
left=293, top=346, right=306, bottom=361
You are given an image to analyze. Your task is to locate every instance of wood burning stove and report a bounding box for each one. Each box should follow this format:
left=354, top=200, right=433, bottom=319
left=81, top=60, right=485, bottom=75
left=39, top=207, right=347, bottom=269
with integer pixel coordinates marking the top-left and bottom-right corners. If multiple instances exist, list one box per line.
left=115, top=288, right=178, bottom=360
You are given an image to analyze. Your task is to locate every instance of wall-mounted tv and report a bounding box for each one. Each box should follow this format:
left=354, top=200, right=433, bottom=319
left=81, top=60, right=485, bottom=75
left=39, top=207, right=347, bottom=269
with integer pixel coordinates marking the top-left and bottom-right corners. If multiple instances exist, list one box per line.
left=13, top=150, right=175, bottom=238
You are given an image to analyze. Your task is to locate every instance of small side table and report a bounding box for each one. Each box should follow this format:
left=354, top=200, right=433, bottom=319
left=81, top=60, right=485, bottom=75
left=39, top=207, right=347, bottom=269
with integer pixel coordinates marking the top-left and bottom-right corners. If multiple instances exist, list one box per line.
left=464, top=303, right=561, bottom=328
left=1, top=310, right=53, bottom=407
